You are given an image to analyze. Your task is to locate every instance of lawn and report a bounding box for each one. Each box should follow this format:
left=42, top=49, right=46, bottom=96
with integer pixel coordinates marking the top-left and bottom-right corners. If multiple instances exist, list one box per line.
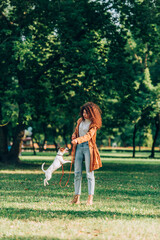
left=0, top=152, right=160, bottom=240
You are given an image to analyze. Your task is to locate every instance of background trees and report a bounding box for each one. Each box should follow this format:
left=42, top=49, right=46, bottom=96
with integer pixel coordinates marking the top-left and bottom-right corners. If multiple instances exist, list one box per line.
left=0, top=0, right=159, bottom=163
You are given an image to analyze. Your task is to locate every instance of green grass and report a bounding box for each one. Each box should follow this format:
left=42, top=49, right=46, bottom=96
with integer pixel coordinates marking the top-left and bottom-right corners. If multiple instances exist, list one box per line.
left=0, top=154, right=160, bottom=240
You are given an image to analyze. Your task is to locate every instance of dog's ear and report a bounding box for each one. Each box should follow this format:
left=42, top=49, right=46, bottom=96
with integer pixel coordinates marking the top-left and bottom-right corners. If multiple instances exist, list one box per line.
left=60, top=147, right=65, bottom=151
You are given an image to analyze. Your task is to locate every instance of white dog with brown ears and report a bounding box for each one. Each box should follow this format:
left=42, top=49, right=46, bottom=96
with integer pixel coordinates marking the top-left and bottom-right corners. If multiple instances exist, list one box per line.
left=41, top=147, right=71, bottom=186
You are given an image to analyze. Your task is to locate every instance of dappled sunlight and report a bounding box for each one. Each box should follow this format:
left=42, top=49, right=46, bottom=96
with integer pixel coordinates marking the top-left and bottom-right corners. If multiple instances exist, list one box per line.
left=0, top=170, right=43, bottom=174
left=0, top=169, right=73, bottom=174
left=20, top=156, right=55, bottom=160
left=102, top=158, right=160, bottom=163
left=1, top=218, right=159, bottom=240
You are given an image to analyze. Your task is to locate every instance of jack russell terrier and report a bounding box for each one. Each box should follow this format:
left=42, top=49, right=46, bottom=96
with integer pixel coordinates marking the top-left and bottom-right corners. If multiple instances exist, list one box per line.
left=41, top=147, right=71, bottom=186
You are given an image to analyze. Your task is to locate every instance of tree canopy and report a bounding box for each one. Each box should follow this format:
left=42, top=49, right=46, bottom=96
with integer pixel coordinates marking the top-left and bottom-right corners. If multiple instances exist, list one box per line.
left=0, top=0, right=160, bottom=162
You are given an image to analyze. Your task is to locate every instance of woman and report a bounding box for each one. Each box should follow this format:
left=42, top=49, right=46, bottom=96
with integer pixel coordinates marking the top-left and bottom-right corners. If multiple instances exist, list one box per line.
left=71, top=102, right=102, bottom=205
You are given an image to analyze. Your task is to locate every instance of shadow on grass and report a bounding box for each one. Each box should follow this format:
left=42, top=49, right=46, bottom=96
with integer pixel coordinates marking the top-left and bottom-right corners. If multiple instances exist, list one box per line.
left=100, top=163, right=160, bottom=173
left=1, top=187, right=159, bottom=200
left=1, top=160, right=160, bottom=172
left=0, top=161, right=45, bottom=170
left=0, top=161, right=73, bottom=172
left=97, top=188, right=160, bottom=198
left=100, top=155, right=160, bottom=159
left=1, top=207, right=159, bottom=220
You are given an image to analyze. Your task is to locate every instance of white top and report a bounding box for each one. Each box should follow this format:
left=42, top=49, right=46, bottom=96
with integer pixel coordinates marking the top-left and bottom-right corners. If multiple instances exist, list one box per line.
left=79, top=119, right=91, bottom=137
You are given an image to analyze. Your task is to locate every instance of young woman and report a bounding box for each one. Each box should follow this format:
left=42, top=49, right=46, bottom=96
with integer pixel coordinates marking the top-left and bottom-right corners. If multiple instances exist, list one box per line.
left=71, top=102, right=102, bottom=205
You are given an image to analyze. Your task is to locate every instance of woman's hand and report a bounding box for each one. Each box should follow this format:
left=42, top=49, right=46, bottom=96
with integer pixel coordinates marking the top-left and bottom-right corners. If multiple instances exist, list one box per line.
left=71, top=139, right=78, bottom=145
left=72, top=134, right=76, bottom=140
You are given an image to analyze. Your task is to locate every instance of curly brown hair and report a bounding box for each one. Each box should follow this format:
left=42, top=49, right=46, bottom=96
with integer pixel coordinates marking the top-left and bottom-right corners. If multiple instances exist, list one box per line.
left=80, top=102, right=102, bottom=129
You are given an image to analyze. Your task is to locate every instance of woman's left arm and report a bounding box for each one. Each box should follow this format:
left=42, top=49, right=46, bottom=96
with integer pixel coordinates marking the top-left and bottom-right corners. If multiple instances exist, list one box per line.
left=75, top=127, right=97, bottom=144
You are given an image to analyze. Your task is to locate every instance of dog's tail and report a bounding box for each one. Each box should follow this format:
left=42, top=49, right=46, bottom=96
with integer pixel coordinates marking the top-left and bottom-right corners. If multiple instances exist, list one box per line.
left=41, top=163, right=46, bottom=173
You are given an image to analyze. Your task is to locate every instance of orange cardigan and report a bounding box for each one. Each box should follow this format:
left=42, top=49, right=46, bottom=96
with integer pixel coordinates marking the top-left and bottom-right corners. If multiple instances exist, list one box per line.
left=71, top=118, right=102, bottom=171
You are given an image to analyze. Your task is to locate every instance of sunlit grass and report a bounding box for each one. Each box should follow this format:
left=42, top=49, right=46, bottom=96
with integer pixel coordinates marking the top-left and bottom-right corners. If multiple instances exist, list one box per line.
left=21, top=149, right=160, bottom=160
left=0, top=154, right=160, bottom=240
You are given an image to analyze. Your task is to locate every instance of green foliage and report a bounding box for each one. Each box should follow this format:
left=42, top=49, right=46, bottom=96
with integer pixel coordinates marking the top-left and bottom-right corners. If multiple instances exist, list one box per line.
left=0, top=0, right=160, bottom=157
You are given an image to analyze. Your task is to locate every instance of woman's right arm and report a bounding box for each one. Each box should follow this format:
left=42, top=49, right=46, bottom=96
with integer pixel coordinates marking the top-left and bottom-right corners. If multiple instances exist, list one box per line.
left=72, top=133, right=76, bottom=140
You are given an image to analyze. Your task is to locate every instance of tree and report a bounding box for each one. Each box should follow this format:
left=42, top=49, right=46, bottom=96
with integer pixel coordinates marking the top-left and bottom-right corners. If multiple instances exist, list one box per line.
left=107, top=0, right=160, bottom=156
left=0, top=0, right=112, bottom=163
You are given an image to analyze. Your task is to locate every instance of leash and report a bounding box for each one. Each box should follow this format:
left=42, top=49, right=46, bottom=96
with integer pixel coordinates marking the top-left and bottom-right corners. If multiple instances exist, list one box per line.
left=59, top=161, right=73, bottom=188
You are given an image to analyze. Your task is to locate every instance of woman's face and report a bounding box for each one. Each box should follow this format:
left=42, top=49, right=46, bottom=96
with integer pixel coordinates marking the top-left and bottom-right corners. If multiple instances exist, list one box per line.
left=83, top=109, right=89, bottom=119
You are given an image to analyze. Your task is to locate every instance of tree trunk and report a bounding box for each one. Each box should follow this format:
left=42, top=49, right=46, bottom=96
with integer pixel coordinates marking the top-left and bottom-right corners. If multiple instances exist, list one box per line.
left=9, top=124, right=25, bottom=163
left=108, top=137, right=111, bottom=147
left=53, top=140, right=58, bottom=152
left=39, top=138, right=46, bottom=152
left=0, top=102, right=9, bottom=162
left=0, top=126, right=9, bottom=162
left=132, top=124, right=137, bottom=158
left=52, top=129, right=58, bottom=152
left=150, top=114, right=160, bottom=158
left=31, top=136, right=36, bottom=155
left=0, top=101, right=9, bottom=161
left=39, top=124, right=47, bottom=152
left=0, top=126, right=8, bottom=154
